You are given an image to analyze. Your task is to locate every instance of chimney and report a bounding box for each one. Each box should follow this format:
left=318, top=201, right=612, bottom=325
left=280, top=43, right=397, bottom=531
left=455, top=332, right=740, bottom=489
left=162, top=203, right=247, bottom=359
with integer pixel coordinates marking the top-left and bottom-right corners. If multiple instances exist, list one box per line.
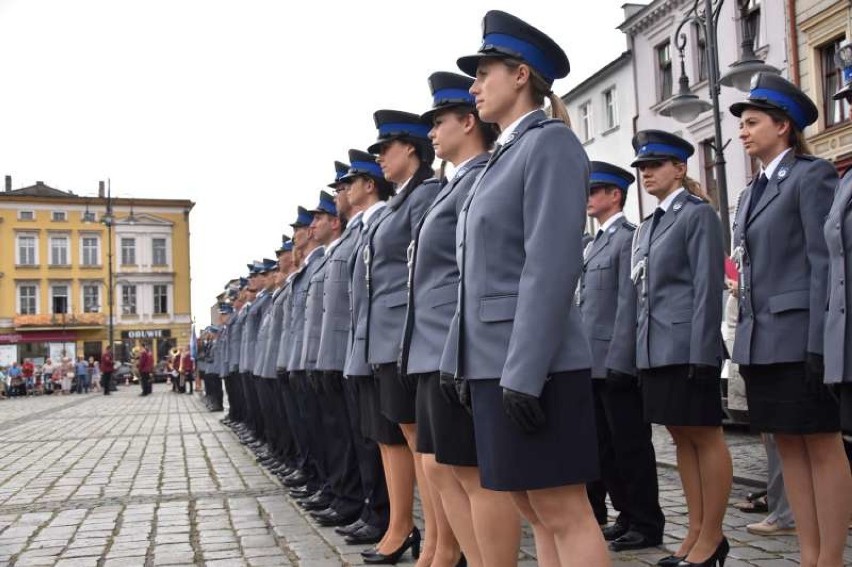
left=36, top=181, right=44, bottom=187
left=622, top=3, right=646, bottom=21
left=98, top=181, right=105, bottom=198
left=4, top=175, right=10, bottom=192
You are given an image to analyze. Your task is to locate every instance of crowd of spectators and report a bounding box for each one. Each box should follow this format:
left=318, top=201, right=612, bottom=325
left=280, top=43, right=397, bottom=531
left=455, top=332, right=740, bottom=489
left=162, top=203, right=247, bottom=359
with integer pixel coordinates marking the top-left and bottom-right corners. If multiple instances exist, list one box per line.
left=0, top=356, right=102, bottom=399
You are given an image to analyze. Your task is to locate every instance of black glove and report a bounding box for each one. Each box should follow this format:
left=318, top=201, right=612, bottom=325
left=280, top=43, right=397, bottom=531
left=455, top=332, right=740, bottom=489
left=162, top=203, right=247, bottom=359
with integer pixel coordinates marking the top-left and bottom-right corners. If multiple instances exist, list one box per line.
left=439, top=372, right=459, bottom=405
left=455, top=376, right=472, bottom=414
left=805, top=353, right=825, bottom=395
left=687, top=364, right=719, bottom=382
left=605, top=369, right=637, bottom=387
left=502, top=387, right=546, bottom=434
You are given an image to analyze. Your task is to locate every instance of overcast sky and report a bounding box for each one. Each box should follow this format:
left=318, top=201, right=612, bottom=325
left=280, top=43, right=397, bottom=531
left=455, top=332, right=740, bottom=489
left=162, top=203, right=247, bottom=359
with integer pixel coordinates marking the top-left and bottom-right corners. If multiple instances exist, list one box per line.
left=0, top=0, right=639, bottom=326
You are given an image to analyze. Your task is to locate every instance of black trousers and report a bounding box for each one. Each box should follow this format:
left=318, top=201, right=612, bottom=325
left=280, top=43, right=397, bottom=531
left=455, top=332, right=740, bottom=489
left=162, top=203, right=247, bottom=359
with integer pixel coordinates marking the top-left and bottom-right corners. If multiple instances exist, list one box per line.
left=257, top=378, right=281, bottom=456
left=271, top=378, right=297, bottom=466
left=140, top=372, right=152, bottom=395
left=317, top=371, right=363, bottom=516
left=587, top=377, right=664, bottom=539
left=224, top=372, right=242, bottom=422
left=279, top=370, right=311, bottom=476
left=291, top=371, right=327, bottom=493
left=344, top=375, right=389, bottom=529
left=101, top=371, right=113, bottom=395
left=240, top=373, right=261, bottom=438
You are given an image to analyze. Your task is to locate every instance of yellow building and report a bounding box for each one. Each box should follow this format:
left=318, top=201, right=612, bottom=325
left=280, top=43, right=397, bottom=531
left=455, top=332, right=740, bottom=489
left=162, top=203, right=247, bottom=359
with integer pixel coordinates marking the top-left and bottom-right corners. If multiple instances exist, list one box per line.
left=0, top=177, right=195, bottom=368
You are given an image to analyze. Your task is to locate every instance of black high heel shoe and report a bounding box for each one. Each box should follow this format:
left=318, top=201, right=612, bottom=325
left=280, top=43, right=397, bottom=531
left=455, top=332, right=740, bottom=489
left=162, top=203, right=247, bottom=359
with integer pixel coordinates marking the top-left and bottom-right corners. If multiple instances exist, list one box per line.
left=677, top=537, right=729, bottom=567
left=362, top=527, right=421, bottom=565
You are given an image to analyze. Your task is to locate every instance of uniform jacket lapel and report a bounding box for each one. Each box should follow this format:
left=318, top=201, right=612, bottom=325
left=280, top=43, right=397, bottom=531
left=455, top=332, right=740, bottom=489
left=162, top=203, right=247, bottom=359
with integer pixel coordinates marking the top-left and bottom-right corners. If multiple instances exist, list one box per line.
left=584, top=226, right=614, bottom=266
left=651, top=191, right=688, bottom=244
left=747, top=150, right=797, bottom=225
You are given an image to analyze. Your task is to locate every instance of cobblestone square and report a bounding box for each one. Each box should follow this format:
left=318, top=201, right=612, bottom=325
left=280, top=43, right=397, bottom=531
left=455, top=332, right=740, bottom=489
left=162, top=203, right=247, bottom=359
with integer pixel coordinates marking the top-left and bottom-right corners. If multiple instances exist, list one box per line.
left=0, top=386, right=848, bottom=566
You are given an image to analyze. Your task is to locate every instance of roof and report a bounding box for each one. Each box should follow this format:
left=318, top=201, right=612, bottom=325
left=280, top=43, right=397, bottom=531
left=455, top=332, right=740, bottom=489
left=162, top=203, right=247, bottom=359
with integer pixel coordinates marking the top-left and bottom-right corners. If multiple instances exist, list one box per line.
left=4, top=181, right=77, bottom=198
left=561, top=51, right=632, bottom=102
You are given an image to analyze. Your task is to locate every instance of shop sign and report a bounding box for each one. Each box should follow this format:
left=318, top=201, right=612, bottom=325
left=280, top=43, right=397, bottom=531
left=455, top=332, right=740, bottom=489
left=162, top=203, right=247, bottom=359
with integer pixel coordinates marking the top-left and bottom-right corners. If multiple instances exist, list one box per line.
left=121, top=329, right=171, bottom=340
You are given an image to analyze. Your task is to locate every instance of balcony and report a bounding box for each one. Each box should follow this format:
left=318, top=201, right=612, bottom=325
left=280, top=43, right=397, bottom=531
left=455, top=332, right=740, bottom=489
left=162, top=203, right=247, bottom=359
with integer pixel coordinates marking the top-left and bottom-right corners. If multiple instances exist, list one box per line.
left=14, top=312, right=107, bottom=329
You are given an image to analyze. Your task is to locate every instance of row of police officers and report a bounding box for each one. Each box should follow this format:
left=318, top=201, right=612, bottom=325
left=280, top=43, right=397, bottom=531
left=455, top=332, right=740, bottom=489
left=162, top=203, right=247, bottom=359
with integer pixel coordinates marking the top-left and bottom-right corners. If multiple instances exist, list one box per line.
left=200, top=10, right=852, bottom=567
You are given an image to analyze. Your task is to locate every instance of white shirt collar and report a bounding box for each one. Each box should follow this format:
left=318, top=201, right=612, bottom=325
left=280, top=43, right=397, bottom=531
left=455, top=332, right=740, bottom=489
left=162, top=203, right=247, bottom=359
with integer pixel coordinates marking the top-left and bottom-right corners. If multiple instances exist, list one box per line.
left=449, top=156, right=475, bottom=181
left=760, top=148, right=791, bottom=181
left=397, top=176, right=413, bottom=192
left=599, top=212, right=625, bottom=234
left=658, top=188, right=686, bottom=212
left=304, top=246, right=325, bottom=266
left=348, top=210, right=364, bottom=226
left=325, top=235, right=343, bottom=256
left=362, top=200, right=388, bottom=227
left=497, top=109, right=538, bottom=146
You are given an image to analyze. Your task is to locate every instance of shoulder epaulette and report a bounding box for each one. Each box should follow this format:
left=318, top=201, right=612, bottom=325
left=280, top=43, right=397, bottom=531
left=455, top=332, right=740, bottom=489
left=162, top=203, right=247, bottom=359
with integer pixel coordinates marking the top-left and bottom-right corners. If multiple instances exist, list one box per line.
left=422, top=178, right=440, bottom=185
left=686, top=193, right=704, bottom=203
left=796, top=154, right=817, bottom=161
left=621, top=219, right=637, bottom=230
left=535, top=118, right=562, bottom=129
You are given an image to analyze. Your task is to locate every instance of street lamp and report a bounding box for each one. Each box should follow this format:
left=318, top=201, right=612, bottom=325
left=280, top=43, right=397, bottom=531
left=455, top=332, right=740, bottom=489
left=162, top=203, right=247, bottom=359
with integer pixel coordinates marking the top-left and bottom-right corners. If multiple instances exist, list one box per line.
left=101, top=181, right=116, bottom=354
left=660, top=0, right=781, bottom=252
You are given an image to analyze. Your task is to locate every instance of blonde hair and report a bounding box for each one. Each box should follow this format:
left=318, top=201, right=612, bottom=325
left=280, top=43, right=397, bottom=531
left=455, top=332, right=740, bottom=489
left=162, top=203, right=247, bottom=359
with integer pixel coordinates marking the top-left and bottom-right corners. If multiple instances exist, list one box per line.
left=683, top=173, right=710, bottom=202
left=503, top=59, right=572, bottom=128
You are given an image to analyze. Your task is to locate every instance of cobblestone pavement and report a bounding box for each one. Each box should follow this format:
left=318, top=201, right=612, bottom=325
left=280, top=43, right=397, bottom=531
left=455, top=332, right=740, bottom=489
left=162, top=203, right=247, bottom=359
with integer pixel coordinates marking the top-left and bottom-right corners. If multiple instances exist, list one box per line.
left=0, top=386, right=849, bottom=566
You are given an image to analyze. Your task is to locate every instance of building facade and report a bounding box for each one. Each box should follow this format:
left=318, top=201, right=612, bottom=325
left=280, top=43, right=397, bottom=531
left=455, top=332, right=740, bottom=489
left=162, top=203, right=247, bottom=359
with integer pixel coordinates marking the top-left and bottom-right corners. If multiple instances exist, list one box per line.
left=788, top=0, right=852, bottom=169
left=0, top=177, right=194, bottom=367
left=619, top=0, right=789, bottom=228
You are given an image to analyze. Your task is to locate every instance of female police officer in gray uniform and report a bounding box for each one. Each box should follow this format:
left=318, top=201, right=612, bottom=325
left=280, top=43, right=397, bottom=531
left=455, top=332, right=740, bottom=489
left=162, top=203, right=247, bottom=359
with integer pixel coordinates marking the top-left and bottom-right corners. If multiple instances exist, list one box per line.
left=730, top=73, right=851, bottom=567
left=629, top=130, right=730, bottom=567
left=453, top=10, right=608, bottom=566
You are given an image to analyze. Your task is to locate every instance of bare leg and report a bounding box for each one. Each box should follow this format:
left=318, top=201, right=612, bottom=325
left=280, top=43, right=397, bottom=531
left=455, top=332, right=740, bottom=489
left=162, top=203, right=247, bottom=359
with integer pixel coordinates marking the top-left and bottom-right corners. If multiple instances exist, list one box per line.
left=377, top=441, right=416, bottom=555
left=776, top=434, right=820, bottom=567
left=511, top=491, right=560, bottom=567
left=667, top=426, right=703, bottom=558
left=681, top=426, right=732, bottom=563
left=804, top=432, right=852, bottom=567
left=454, top=466, right=521, bottom=567
left=423, top=455, right=475, bottom=566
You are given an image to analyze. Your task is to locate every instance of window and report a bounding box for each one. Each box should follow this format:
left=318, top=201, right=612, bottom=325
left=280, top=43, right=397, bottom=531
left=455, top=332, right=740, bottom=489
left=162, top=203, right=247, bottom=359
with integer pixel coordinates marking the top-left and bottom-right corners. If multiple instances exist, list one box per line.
left=51, top=211, right=67, bottom=222
left=694, top=23, right=708, bottom=82
left=152, top=238, right=167, bottom=266
left=17, top=234, right=38, bottom=265
left=18, top=284, right=38, bottom=315
left=121, top=238, right=136, bottom=265
left=603, top=88, right=618, bottom=130
left=81, top=236, right=100, bottom=266
left=579, top=101, right=593, bottom=142
left=744, top=0, right=762, bottom=51
left=822, top=38, right=851, bottom=128
left=81, top=211, right=96, bottom=223
left=83, top=284, right=100, bottom=313
left=50, top=235, right=69, bottom=266
left=700, top=140, right=719, bottom=209
left=51, top=285, right=69, bottom=314
left=153, top=284, right=168, bottom=315
left=657, top=40, right=673, bottom=101
left=122, top=285, right=137, bottom=315
left=18, top=210, right=35, bottom=221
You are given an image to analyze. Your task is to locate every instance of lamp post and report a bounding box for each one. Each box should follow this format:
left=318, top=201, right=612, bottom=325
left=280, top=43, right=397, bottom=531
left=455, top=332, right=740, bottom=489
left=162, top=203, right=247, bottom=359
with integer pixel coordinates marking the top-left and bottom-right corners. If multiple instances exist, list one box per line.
left=101, top=181, right=116, bottom=354
left=660, top=0, right=780, bottom=252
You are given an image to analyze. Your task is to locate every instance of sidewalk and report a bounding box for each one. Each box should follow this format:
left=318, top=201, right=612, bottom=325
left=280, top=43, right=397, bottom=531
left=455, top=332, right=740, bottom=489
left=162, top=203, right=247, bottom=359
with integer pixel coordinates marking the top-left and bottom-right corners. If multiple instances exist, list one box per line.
left=0, top=386, right=847, bottom=566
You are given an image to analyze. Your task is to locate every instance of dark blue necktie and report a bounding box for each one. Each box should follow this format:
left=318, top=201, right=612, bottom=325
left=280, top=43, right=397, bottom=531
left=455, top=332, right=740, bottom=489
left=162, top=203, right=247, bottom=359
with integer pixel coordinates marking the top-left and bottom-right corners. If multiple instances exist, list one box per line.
left=649, top=207, right=665, bottom=237
left=747, top=173, right=769, bottom=217
left=594, top=229, right=604, bottom=242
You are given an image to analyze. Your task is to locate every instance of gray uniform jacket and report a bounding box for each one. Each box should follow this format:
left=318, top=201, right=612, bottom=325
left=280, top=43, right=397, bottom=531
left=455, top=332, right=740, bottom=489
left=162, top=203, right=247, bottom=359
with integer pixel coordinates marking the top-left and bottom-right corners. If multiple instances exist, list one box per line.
left=732, top=152, right=836, bottom=365
left=345, top=229, right=373, bottom=378
left=229, top=306, right=248, bottom=373
left=579, top=216, right=637, bottom=378
left=365, top=179, right=441, bottom=365
left=401, top=154, right=489, bottom=376
left=317, top=217, right=363, bottom=372
left=301, top=252, right=333, bottom=371
left=253, top=291, right=276, bottom=377
left=286, top=247, right=326, bottom=371
left=215, top=325, right=229, bottom=377
left=241, top=291, right=270, bottom=374
left=632, top=190, right=725, bottom=370
left=275, top=275, right=297, bottom=372
left=454, top=110, right=591, bottom=397
left=255, top=285, right=286, bottom=378
left=824, top=169, right=852, bottom=383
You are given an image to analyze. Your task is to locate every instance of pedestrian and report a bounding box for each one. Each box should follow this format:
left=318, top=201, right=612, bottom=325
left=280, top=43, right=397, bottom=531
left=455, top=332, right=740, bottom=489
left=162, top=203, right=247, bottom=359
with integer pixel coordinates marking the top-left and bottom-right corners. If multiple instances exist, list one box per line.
left=22, top=358, right=35, bottom=395
left=180, top=345, right=194, bottom=394
left=579, top=161, right=665, bottom=552
left=362, top=106, right=441, bottom=565
left=404, top=70, right=521, bottom=567
left=60, top=356, right=73, bottom=394
left=730, top=72, right=851, bottom=567
left=101, top=346, right=114, bottom=395
left=8, top=362, right=23, bottom=397
left=138, top=343, right=153, bottom=396
left=452, top=10, right=608, bottom=566
left=90, top=358, right=101, bottom=393
left=75, top=356, right=89, bottom=394
left=629, top=129, right=730, bottom=567
left=40, top=358, right=54, bottom=395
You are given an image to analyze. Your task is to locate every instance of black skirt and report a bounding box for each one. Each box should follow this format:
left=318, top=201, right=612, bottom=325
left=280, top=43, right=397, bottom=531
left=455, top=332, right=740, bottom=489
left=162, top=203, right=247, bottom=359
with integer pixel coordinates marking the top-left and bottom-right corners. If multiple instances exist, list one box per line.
left=415, top=372, right=478, bottom=467
left=376, top=363, right=417, bottom=425
left=640, top=365, right=723, bottom=426
left=740, top=363, right=840, bottom=434
left=469, top=371, right=599, bottom=492
left=842, top=383, right=852, bottom=436
left=357, top=373, right=405, bottom=446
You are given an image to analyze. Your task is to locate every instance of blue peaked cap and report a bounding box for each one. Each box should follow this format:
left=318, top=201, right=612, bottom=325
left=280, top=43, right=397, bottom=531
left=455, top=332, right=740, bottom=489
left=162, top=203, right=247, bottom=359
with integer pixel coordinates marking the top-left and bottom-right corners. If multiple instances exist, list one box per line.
left=631, top=130, right=695, bottom=167
left=590, top=161, right=635, bottom=192
left=730, top=72, right=818, bottom=130
left=290, top=206, right=314, bottom=228
left=310, top=190, right=337, bottom=217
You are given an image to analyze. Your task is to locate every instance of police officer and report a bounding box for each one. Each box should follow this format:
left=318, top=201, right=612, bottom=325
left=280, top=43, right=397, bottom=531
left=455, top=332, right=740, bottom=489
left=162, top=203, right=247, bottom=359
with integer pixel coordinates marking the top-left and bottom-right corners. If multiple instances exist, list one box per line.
left=227, top=279, right=250, bottom=428
left=252, top=258, right=284, bottom=467
left=730, top=73, right=849, bottom=567
left=453, top=10, right=606, bottom=565
left=362, top=109, right=441, bottom=563
left=630, top=130, right=728, bottom=567
left=240, top=261, right=273, bottom=450
left=579, top=161, right=664, bottom=552
left=338, top=151, right=394, bottom=546
left=825, top=44, right=852, bottom=447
